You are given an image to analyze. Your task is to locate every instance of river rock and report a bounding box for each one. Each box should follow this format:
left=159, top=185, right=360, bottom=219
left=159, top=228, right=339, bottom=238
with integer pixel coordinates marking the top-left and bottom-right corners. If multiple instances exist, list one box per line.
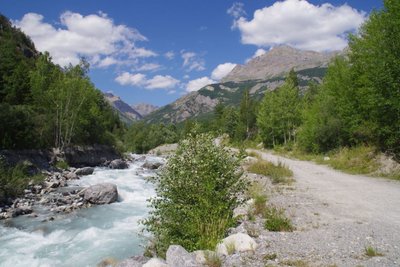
left=109, top=159, right=129, bottom=169
left=64, top=171, right=78, bottom=180
left=216, top=233, right=257, bottom=256
left=83, top=183, right=118, bottom=204
left=74, top=167, right=94, bottom=176
left=117, top=256, right=149, bottom=267
left=142, top=258, right=168, bottom=267
left=166, top=245, right=198, bottom=267
left=142, top=161, right=163, bottom=170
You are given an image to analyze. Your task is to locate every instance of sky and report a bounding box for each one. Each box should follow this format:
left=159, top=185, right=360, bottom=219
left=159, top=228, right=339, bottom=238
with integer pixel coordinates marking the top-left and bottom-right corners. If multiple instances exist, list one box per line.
left=0, top=0, right=383, bottom=107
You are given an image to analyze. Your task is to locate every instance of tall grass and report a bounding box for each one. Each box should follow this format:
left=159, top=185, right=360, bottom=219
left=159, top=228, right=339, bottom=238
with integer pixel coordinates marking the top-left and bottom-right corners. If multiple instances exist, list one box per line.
left=248, top=159, right=293, bottom=184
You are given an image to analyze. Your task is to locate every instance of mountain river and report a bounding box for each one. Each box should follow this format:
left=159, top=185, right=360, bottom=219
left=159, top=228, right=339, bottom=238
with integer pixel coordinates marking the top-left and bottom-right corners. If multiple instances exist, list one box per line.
left=0, top=155, right=163, bottom=267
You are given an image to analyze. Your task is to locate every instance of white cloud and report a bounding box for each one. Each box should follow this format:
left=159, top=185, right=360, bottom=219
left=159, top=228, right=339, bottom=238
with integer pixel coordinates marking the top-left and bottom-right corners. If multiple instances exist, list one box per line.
left=183, top=74, right=190, bottom=80
left=135, top=63, right=161, bottom=72
left=165, top=51, right=175, bottom=60
left=15, top=11, right=156, bottom=67
left=227, top=2, right=246, bottom=19
left=115, top=72, right=146, bottom=86
left=211, top=63, right=237, bottom=80
left=233, top=0, right=366, bottom=51
left=181, top=51, right=205, bottom=72
left=186, top=77, right=216, bottom=92
left=245, top=48, right=267, bottom=63
left=115, top=72, right=179, bottom=90
left=146, top=75, right=179, bottom=89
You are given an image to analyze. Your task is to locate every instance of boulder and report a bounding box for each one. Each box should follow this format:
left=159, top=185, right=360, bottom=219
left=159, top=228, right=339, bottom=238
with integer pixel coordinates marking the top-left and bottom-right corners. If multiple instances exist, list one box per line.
left=142, top=161, right=163, bottom=170
left=109, top=159, right=129, bottom=169
left=166, top=245, right=198, bottom=267
left=64, top=171, right=78, bottom=180
left=142, top=258, right=168, bottom=267
left=216, top=233, right=257, bottom=256
left=116, top=256, right=148, bottom=267
left=83, top=183, right=118, bottom=204
left=74, top=167, right=94, bottom=176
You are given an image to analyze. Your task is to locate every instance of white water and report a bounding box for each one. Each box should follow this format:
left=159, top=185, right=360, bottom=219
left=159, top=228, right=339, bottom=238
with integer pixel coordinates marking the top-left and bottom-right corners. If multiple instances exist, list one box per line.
left=0, top=156, right=163, bottom=267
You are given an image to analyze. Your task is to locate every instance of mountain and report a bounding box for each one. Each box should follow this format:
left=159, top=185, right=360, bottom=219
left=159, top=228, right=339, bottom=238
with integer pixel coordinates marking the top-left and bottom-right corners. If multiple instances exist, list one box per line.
left=103, top=92, right=142, bottom=124
left=222, top=45, right=338, bottom=82
left=145, top=46, right=338, bottom=124
left=132, top=103, right=158, bottom=117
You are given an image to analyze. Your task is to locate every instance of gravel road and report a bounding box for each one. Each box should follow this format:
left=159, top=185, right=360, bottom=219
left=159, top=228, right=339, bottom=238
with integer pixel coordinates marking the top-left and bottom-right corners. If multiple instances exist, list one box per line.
left=242, top=149, right=400, bottom=267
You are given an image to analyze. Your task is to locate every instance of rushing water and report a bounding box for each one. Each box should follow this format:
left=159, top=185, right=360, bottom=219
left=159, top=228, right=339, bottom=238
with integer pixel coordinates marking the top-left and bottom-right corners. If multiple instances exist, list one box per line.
left=0, top=155, right=163, bottom=267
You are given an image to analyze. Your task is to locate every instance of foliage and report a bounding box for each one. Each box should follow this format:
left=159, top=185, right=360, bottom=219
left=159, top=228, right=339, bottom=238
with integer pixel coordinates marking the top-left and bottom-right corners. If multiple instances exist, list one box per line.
left=0, top=160, right=44, bottom=204
left=248, top=160, right=293, bottom=184
left=142, top=133, right=247, bottom=256
left=263, top=206, right=294, bottom=232
left=257, top=71, right=301, bottom=147
left=204, top=251, right=222, bottom=267
left=0, top=14, right=123, bottom=150
left=55, top=160, right=69, bottom=170
left=124, top=122, right=178, bottom=153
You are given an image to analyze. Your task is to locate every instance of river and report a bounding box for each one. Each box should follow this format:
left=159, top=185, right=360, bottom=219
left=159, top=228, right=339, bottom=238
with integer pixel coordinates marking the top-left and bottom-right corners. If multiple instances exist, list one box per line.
left=0, top=155, right=163, bottom=267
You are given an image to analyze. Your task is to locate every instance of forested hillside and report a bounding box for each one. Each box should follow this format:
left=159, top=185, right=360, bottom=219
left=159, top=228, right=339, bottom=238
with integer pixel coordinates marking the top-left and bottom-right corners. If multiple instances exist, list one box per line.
left=0, top=14, right=123, bottom=150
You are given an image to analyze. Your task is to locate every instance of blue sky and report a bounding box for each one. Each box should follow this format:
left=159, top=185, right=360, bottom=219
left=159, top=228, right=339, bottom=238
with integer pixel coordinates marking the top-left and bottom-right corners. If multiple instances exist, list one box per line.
left=0, top=0, right=383, bottom=107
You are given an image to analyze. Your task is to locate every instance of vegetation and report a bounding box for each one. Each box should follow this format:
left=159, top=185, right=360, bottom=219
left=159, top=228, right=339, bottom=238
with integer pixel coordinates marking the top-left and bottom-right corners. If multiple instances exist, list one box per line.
left=204, top=251, right=222, bottom=267
left=0, top=160, right=44, bottom=204
left=248, top=159, right=293, bottom=184
left=0, top=14, right=123, bottom=150
left=263, top=206, right=294, bottom=232
left=142, top=133, right=247, bottom=256
left=364, top=246, right=384, bottom=257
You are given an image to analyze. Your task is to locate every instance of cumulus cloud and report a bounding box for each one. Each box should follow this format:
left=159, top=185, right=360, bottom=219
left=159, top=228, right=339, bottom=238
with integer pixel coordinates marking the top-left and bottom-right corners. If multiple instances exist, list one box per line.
left=146, top=75, right=180, bottom=89
left=186, top=77, right=216, bottom=92
left=115, top=72, right=146, bottom=86
left=164, top=51, right=175, bottom=60
left=211, top=63, right=237, bottom=80
left=232, top=0, right=366, bottom=51
left=115, top=72, right=179, bottom=90
left=15, top=12, right=156, bottom=66
left=245, top=48, right=267, bottom=63
left=181, top=51, right=205, bottom=72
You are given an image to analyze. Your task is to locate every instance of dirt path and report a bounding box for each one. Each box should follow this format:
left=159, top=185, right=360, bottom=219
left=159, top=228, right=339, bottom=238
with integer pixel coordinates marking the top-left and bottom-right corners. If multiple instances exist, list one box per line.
left=244, top=149, right=400, bottom=267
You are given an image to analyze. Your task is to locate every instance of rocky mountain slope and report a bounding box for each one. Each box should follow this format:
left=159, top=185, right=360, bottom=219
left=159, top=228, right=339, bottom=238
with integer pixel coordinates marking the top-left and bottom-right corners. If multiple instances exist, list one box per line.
left=103, top=92, right=142, bottom=124
left=222, top=45, right=338, bottom=82
left=132, top=103, right=158, bottom=117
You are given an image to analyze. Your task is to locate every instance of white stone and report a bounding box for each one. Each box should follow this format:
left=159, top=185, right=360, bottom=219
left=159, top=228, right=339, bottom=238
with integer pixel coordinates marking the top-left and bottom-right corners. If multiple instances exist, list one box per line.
left=142, top=258, right=168, bottom=267
left=216, top=233, right=257, bottom=256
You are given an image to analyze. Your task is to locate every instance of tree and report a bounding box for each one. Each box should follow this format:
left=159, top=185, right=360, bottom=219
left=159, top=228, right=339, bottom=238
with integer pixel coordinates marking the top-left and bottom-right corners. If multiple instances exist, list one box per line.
left=143, top=133, right=247, bottom=256
left=257, top=72, right=301, bottom=147
left=238, top=89, right=257, bottom=140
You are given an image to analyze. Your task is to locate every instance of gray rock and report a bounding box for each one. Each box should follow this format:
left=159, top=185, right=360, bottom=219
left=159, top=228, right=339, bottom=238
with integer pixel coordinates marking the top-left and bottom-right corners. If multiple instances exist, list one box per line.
left=74, top=167, right=94, bottom=176
left=117, top=256, right=149, bottom=267
left=166, top=245, right=198, bottom=267
left=83, top=183, right=118, bottom=204
left=142, top=161, right=163, bottom=170
left=109, top=159, right=129, bottom=169
left=64, top=171, right=78, bottom=180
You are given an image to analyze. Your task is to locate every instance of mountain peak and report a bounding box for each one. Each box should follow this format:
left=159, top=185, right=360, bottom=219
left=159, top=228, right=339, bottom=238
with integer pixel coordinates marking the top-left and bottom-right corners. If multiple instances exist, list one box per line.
left=222, top=45, right=339, bottom=82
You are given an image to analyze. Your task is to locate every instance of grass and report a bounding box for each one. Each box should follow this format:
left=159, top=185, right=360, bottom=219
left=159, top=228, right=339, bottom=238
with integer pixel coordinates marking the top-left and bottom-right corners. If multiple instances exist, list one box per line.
left=274, top=145, right=400, bottom=181
left=248, top=159, right=293, bottom=184
left=253, top=194, right=268, bottom=215
left=225, top=242, right=236, bottom=255
left=280, top=259, right=310, bottom=267
left=264, top=253, right=277, bottom=261
left=364, top=246, right=384, bottom=257
left=55, top=160, right=69, bottom=170
left=264, top=206, right=294, bottom=232
left=204, top=251, right=222, bottom=267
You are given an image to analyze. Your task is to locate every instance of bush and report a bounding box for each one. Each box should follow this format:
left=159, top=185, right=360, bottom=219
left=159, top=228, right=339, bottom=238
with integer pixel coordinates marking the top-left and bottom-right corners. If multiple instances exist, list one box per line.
left=142, top=133, right=247, bottom=256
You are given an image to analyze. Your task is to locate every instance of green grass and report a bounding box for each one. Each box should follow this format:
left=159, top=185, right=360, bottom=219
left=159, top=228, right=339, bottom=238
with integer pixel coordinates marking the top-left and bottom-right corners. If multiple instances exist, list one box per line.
left=55, top=160, right=69, bottom=170
left=248, top=159, right=293, bottom=184
left=365, top=246, right=384, bottom=257
left=253, top=194, right=268, bottom=215
left=264, top=206, right=294, bottom=232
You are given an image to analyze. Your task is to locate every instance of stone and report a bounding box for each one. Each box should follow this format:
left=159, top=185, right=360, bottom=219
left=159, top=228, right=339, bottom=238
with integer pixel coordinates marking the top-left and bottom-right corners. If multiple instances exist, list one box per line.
left=83, top=183, right=118, bottom=204
left=191, top=250, right=215, bottom=265
left=142, top=258, right=168, bottom=267
left=216, top=233, right=257, bottom=256
left=74, top=167, right=94, bottom=176
left=142, top=161, right=163, bottom=170
left=109, top=159, right=129, bottom=169
left=64, top=171, right=78, bottom=180
left=116, top=256, right=148, bottom=267
left=166, top=245, right=198, bottom=267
